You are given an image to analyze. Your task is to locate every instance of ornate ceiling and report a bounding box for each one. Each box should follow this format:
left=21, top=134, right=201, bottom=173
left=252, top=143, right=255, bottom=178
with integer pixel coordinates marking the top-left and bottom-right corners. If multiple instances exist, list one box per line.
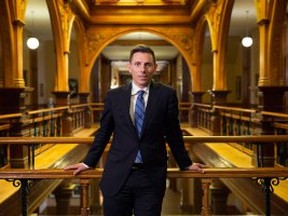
left=25, top=0, right=256, bottom=72
left=81, top=0, right=199, bottom=25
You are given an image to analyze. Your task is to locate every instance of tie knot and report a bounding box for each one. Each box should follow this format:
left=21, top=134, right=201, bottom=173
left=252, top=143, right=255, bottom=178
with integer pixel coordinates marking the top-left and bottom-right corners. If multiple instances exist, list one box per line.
left=137, top=90, right=145, bottom=97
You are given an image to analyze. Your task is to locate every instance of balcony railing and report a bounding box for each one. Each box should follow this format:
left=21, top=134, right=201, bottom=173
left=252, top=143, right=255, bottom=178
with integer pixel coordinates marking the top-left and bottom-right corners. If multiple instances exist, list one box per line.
left=1, top=136, right=288, bottom=215
left=1, top=167, right=287, bottom=216
left=193, top=103, right=288, bottom=167
left=1, top=103, right=288, bottom=215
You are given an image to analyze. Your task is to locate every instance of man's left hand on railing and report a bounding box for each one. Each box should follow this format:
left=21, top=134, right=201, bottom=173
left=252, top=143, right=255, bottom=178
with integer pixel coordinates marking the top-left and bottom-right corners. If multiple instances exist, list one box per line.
left=186, top=162, right=207, bottom=173
left=64, top=162, right=90, bottom=175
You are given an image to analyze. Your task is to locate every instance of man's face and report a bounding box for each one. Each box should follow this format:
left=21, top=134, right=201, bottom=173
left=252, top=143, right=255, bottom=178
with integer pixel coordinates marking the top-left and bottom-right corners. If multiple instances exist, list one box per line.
left=128, top=52, right=157, bottom=88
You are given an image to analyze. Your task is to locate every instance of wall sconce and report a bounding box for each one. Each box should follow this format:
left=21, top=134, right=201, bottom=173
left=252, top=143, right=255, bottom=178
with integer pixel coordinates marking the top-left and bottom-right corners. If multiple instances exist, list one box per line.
left=241, top=10, right=253, bottom=48
left=26, top=11, right=39, bottom=50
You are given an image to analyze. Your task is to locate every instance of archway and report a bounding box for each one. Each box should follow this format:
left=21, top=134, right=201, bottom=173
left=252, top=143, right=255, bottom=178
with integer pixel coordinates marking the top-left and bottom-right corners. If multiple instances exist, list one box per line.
left=88, top=30, right=192, bottom=108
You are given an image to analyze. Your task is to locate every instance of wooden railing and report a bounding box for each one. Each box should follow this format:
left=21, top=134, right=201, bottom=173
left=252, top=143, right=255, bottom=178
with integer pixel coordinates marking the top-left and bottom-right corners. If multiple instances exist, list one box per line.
left=0, top=112, right=22, bottom=167
left=2, top=103, right=288, bottom=167
left=0, top=104, right=94, bottom=168
left=26, top=106, right=68, bottom=137
left=193, top=103, right=288, bottom=167
left=1, top=167, right=287, bottom=216
left=90, top=102, right=191, bottom=123
left=2, top=103, right=288, bottom=214
left=1, top=136, right=288, bottom=215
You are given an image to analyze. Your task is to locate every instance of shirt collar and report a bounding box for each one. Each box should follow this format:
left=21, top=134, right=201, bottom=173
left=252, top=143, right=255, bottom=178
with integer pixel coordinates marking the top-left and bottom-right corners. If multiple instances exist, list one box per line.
left=131, top=82, right=150, bottom=96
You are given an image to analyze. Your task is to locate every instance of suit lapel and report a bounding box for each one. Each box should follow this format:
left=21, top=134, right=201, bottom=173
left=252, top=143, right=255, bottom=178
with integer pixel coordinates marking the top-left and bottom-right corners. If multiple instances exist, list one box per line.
left=141, top=82, right=159, bottom=136
left=121, top=84, right=135, bottom=130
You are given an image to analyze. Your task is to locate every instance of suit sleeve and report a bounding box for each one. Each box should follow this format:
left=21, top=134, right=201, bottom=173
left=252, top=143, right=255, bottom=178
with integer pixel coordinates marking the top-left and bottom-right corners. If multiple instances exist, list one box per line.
left=165, top=89, right=192, bottom=170
left=82, top=92, right=114, bottom=168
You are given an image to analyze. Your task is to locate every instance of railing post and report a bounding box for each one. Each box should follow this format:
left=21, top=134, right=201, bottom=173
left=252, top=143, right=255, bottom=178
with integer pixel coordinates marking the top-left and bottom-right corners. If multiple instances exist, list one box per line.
left=7, top=179, right=30, bottom=216
left=209, top=90, right=229, bottom=135
left=78, top=93, right=92, bottom=128
left=80, top=179, right=91, bottom=216
left=189, top=92, right=204, bottom=127
left=201, top=178, right=212, bottom=216
left=62, top=108, right=73, bottom=136
left=20, top=179, right=29, bottom=216
left=27, top=144, right=37, bottom=169
left=258, top=177, right=288, bottom=216
left=84, top=106, right=92, bottom=128
left=263, top=178, right=271, bottom=216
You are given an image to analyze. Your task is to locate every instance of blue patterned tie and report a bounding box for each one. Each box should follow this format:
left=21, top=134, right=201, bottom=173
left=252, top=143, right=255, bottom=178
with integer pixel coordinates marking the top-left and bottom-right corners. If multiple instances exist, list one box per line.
left=134, top=90, right=145, bottom=163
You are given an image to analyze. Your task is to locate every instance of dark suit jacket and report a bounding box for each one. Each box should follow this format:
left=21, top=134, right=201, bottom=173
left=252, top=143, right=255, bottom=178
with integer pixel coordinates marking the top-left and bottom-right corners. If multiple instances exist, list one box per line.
left=83, top=82, right=192, bottom=197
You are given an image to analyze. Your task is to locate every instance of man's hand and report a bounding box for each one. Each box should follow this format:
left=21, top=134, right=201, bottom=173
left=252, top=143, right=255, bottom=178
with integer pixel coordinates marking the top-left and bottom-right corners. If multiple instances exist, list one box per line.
left=64, top=163, right=89, bottom=175
left=186, top=162, right=207, bottom=173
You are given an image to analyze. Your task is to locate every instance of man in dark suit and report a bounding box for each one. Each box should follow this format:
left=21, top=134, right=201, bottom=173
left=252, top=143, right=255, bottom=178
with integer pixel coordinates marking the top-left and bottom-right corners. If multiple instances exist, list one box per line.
left=65, top=44, right=205, bottom=216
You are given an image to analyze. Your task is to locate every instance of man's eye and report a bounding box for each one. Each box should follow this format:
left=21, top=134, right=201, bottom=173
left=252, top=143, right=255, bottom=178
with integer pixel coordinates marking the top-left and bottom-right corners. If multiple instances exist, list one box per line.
left=144, top=63, right=153, bottom=68
left=133, top=62, right=154, bottom=68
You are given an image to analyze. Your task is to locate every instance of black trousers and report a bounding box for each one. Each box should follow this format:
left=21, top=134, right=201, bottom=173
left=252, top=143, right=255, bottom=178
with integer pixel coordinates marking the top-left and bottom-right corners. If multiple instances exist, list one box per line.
left=103, top=168, right=164, bottom=216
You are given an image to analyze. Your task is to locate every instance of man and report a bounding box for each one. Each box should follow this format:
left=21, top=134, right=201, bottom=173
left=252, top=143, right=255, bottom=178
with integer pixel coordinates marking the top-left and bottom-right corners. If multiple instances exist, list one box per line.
left=65, top=44, right=205, bottom=216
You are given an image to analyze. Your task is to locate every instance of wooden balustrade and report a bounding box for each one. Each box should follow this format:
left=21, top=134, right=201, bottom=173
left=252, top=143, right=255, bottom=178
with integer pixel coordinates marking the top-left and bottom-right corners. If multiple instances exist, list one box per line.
left=0, top=135, right=288, bottom=215
left=192, top=103, right=288, bottom=167
left=0, top=102, right=288, bottom=170
left=1, top=135, right=288, bottom=169
left=0, top=112, right=23, bottom=167
left=2, top=104, right=288, bottom=214
left=0, top=167, right=287, bottom=216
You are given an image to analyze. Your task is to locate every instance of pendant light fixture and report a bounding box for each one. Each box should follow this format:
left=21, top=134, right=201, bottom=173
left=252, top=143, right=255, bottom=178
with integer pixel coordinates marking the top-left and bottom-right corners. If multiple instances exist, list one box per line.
left=241, top=10, right=253, bottom=48
left=26, top=11, right=39, bottom=50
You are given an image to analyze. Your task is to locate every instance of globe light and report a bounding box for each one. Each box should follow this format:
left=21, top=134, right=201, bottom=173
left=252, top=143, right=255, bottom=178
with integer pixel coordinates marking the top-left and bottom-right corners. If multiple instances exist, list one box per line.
left=241, top=36, right=253, bottom=48
left=27, top=37, right=39, bottom=50
left=241, top=10, right=253, bottom=48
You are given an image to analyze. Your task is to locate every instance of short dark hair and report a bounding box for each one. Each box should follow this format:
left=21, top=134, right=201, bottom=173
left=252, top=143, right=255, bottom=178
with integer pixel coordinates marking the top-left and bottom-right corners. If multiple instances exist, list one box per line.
left=129, top=44, right=156, bottom=63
